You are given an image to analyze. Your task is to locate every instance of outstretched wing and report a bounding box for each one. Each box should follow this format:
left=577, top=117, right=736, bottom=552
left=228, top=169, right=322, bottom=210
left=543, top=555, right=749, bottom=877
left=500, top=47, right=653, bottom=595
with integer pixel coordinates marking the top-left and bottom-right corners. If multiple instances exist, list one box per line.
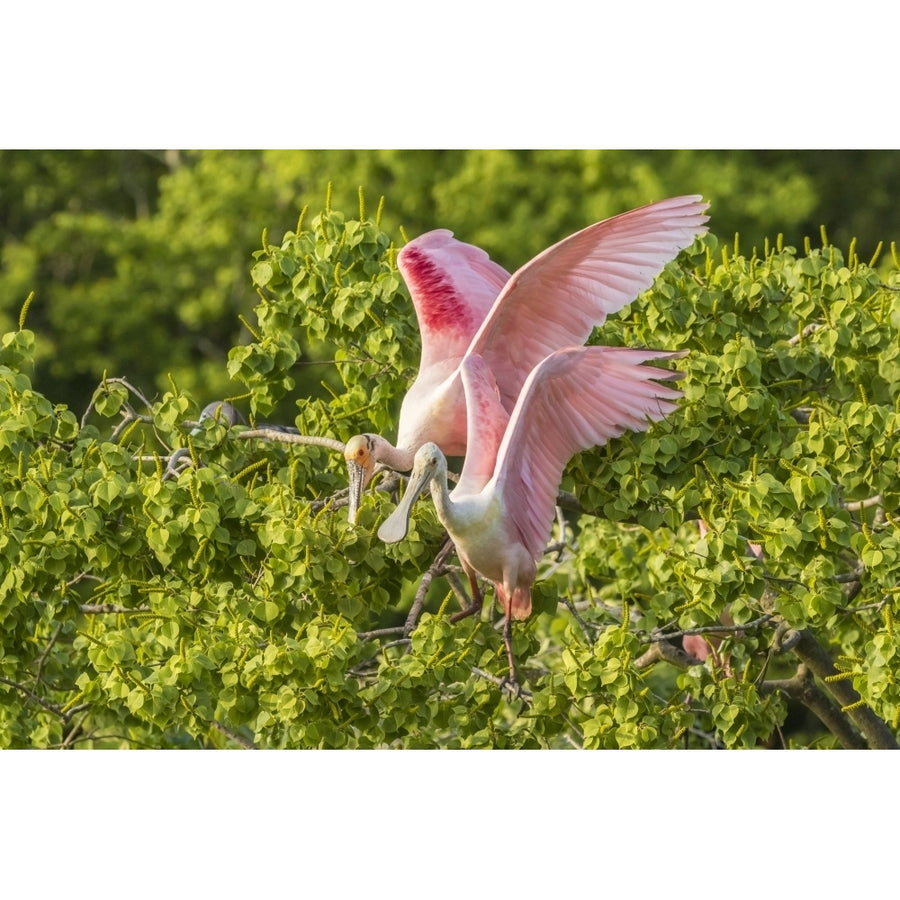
left=468, top=196, right=708, bottom=410
left=491, top=346, right=686, bottom=561
left=398, top=229, right=511, bottom=375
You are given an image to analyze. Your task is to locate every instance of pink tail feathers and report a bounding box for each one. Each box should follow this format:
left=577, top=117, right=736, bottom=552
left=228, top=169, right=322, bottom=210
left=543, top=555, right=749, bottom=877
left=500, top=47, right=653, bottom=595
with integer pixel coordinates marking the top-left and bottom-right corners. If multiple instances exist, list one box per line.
left=496, top=584, right=533, bottom=620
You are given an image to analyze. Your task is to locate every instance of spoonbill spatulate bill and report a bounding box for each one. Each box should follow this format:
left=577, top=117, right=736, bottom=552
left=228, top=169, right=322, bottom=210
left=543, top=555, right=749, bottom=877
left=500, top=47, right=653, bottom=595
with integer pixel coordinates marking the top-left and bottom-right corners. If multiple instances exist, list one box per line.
left=344, top=195, right=708, bottom=522
left=378, top=346, right=686, bottom=686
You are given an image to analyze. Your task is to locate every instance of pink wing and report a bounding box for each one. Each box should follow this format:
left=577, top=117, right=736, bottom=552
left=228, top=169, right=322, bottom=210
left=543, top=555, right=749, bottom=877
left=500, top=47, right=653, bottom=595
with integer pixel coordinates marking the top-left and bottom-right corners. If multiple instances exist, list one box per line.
left=455, top=354, right=510, bottom=495
left=468, top=195, right=708, bottom=410
left=488, top=346, right=686, bottom=561
left=397, top=229, right=511, bottom=375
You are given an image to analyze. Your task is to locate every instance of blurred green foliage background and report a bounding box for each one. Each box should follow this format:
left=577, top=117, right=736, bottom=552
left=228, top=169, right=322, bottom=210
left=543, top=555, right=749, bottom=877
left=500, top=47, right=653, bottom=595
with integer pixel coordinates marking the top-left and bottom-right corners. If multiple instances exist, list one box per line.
left=2, top=149, right=897, bottom=417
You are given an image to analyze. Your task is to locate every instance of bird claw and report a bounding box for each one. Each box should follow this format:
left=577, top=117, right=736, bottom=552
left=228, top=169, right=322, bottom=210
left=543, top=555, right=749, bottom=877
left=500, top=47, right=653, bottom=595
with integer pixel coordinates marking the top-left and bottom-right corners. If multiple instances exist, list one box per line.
left=497, top=674, right=524, bottom=702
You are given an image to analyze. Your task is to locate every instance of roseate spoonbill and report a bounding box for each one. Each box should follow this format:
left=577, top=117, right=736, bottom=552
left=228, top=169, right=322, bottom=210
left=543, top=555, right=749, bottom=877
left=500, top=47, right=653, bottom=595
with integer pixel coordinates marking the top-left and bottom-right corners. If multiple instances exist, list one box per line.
left=377, top=346, right=686, bottom=686
left=344, top=195, right=708, bottom=522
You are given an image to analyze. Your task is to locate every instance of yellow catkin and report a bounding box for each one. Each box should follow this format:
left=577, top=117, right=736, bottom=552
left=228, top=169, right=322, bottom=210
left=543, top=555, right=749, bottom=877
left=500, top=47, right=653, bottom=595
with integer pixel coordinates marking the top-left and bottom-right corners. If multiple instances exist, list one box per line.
left=18, top=292, right=34, bottom=330
left=60, top=691, right=87, bottom=715
left=840, top=698, right=865, bottom=713
left=824, top=670, right=856, bottom=682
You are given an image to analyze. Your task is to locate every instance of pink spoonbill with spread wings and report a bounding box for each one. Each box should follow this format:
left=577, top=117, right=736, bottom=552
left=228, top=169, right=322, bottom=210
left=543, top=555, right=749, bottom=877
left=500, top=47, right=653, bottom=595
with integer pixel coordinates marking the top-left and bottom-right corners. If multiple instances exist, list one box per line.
left=344, top=195, right=708, bottom=522
left=377, top=346, right=686, bottom=687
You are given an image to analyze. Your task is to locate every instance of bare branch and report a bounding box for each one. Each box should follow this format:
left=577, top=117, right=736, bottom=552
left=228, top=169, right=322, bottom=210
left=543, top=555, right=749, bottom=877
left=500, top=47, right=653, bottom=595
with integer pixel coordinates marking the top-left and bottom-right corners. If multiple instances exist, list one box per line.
left=236, top=429, right=345, bottom=453
left=79, top=604, right=152, bottom=614
left=356, top=626, right=406, bottom=642
left=647, top=614, right=774, bottom=644
left=81, top=376, right=155, bottom=428
left=635, top=640, right=704, bottom=670
left=33, top=623, right=63, bottom=688
left=404, top=538, right=456, bottom=634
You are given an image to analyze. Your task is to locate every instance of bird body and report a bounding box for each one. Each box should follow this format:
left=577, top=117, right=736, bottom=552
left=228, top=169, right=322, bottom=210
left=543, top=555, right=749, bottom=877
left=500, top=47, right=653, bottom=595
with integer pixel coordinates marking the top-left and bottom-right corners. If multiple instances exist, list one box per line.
left=345, top=196, right=708, bottom=521
left=378, top=347, right=686, bottom=626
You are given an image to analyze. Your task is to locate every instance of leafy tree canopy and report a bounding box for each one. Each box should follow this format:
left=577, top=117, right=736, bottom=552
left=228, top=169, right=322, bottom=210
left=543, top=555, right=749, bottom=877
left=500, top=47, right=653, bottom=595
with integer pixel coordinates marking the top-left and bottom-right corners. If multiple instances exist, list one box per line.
left=2, top=190, right=899, bottom=749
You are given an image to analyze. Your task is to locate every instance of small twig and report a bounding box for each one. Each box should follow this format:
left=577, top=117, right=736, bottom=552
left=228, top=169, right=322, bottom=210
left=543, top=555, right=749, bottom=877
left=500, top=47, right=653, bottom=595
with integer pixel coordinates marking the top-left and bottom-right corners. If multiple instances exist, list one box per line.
left=0, top=675, right=84, bottom=722
left=647, top=613, right=774, bottom=643
left=558, top=596, right=601, bottom=642
left=834, top=564, right=865, bottom=583
left=33, top=623, right=63, bottom=689
left=78, top=604, right=152, bottom=614
left=310, top=487, right=351, bottom=514
left=162, top=447, right=194, bottom=481
left=685, top=726, right=725, bottom=750
left=442, top=569, right=474, bottom=613
left=81, top=376, right=155, bottom=428
left=109, top=412, right=154, bottom=442
left=210, top=720, right=257, bottom=749
left=404, top=538, right=456, bottom=634
left=356, top=626, right=407, bottom=642
left=65, top=571, right=103, bottom=589
left=60, top=710, right=91, bottom=749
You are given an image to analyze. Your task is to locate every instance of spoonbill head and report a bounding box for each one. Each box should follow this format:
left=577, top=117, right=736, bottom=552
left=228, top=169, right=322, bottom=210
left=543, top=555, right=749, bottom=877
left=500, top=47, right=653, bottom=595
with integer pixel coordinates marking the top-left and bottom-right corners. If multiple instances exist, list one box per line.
left=345, top=196, right=708, bottom=523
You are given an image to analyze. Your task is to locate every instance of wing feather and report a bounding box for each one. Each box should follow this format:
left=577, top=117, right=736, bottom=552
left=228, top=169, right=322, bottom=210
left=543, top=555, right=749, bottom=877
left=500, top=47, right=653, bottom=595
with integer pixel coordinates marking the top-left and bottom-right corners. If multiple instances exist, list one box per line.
left=491, top=346, right=685, bottom=560
left=397, top=229, right=510, bottom=374
left=468, top=196, right=708, bottom=410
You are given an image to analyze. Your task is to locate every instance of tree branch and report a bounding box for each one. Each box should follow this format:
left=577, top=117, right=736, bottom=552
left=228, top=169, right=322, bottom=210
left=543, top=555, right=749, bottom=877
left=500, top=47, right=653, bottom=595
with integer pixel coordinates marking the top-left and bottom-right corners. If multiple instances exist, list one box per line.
left=404, top=538, right=457, bottom=634
left=761, top=663, right=868, bottom=749
left=210, top=720, right=257, bottom=749
left=236, top=429, right=345, bottom=453
left=776, top=628, right=899, bottom=749
left=0, top=675, right=88, bottom=723
left=635, top=640, right=703, bottom=670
